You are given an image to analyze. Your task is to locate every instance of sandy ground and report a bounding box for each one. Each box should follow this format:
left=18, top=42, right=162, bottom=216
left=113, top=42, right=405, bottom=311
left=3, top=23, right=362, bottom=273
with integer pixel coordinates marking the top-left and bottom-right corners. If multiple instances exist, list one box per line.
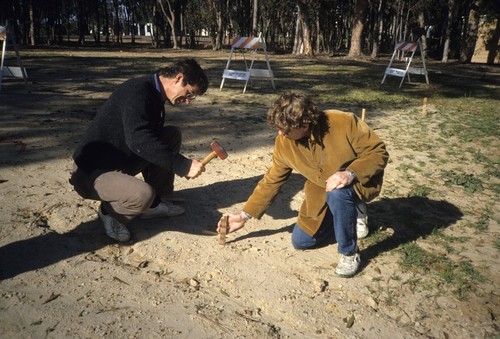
left=0, top=48, right=499, bottom=338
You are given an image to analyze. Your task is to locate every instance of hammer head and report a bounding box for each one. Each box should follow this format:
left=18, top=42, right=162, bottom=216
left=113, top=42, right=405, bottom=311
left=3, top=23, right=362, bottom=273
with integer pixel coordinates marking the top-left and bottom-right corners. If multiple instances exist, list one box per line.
left=210, top=141, right=228, bottom=160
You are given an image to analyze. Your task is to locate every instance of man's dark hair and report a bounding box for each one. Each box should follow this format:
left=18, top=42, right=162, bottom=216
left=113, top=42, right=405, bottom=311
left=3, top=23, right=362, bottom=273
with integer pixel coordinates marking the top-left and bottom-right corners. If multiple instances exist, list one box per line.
left=158, top=58, right=209, bottom=94
left=267, top=92, right=328, bottom=147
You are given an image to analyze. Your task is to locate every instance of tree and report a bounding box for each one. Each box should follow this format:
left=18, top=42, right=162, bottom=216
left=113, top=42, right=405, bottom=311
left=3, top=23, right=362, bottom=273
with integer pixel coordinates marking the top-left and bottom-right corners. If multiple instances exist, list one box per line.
left=0, top=0, right=493, bottom=65
left=370, top=0, right=385, bottom=58
left=348, top=0, right=369, bottom=58
left=293, top=0, right=314, bottom=55
left=76, top=0, right=87, bottom=45
left=207, top=0, right=227, bottom=50
left=112, top=0, right=122, bottom=43
left=486, top=17, right=500, bottom=64
left=252, top=0, right=259, bottom=35
left=460, top=0, right=481, bottom=62
left=441, top=0, right=456, bottom=62
left=417, top=10, right=427, bottom=57
left=157, top=0, right=179, bottom=49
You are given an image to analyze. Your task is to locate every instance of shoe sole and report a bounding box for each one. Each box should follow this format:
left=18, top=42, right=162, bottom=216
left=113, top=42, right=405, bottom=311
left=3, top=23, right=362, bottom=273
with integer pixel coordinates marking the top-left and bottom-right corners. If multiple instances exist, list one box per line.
left=334, top=271, right=358, bottom=278
left=357, top=230, right=369, bottom=239
left=139, top=211, right=185, bottom=219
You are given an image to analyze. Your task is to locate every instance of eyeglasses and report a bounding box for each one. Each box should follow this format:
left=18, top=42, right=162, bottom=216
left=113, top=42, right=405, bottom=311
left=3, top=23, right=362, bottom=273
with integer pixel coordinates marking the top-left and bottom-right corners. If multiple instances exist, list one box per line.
left=186, top=92, right=197, bottom=101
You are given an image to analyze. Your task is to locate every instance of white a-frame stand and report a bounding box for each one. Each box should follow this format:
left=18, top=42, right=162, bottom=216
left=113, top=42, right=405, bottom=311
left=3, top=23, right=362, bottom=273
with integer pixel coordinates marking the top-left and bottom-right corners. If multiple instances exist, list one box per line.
left=1, top=20, right=29, bottom=92
left=220, top=33, right=275, bottom=93
left=381, top=40, right=429, bottom=88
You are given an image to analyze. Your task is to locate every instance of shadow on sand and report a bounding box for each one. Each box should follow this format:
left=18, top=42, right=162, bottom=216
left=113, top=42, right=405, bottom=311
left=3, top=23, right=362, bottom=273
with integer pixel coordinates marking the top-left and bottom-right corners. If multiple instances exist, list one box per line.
left=0, top=173, right=462, bottom=279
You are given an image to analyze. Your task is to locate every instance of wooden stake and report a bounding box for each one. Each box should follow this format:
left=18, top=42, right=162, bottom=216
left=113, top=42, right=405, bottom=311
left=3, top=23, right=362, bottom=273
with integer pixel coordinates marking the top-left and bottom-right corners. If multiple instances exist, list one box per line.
left=422, top=97, right=428, bottom=117
left=361, top=108, right=366, bottom=121
left=219, top=215, right=229, bottom=245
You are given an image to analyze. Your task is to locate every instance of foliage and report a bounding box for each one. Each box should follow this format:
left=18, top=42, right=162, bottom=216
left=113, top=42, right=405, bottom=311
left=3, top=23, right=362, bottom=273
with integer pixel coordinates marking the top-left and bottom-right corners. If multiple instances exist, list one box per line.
left=398, top=242, right=486, bottom=299
left=441, top=170, right=483, bottom=193
left=437, top=100, right=499, bottom=143
left=0, top=0, right=496, bottom=61
left=408, top=184, right=433, bottom=197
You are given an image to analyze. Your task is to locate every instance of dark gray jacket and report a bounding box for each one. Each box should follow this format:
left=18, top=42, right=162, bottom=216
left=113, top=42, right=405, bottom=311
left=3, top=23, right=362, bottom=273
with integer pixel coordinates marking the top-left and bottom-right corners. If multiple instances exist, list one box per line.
left=73, top=75, right=191, bottom=178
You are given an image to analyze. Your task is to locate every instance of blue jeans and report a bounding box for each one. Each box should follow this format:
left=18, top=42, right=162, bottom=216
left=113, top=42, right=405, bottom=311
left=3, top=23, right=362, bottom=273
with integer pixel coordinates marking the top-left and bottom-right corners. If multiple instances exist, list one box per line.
left=291, top=186, right=357, bottom=255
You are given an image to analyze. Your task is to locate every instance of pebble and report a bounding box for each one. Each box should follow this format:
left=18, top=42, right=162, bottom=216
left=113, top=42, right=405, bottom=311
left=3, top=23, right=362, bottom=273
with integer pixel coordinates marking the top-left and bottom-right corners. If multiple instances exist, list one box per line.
left=436, top=296, right=457, bottom=309
left=366, top=296, right=378, bottom=309
left=415, top=321, right=427, bottom=334
left=189, top=278, right=200, bottom=288
left=314, top=278, right=328, bottom=292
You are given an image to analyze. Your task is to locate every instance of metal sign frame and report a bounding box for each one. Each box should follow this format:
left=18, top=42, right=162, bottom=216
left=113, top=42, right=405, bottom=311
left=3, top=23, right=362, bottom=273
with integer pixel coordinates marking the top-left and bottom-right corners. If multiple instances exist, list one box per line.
left=381, top=40, right=429, bottom=88
left=220, top=33, right=275, bottom=94
left=0, top=20, right=29, bottom=92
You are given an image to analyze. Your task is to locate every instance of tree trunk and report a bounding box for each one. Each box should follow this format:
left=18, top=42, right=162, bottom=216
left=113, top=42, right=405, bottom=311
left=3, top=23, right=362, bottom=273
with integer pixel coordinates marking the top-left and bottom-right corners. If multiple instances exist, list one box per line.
left=252, top=0, right=258, bottom=35
left=216, top=9, right=223, bottom=50
left=371, top=0, right=384, bottom=58
left=486, top=15, right=500, bottom=64
left=104, top=0, right=110, bottom=44
left=157, top=0, right=179, bottom=49
left=130, top=0, right=136, bottom=44
left=403, top=3, right=410, bottom=41
left=208, top=0, right=225, bottom=50
left=279, top=9, right=288, bottom=50
left=177, top=3, right=183, bottom=48
left=315, top=14, right=323, bottom=54
left=340, top=11, right=349, bottom=50
left=216, top=0, right=224, bottom=50
left=113, top=0, right=121, bottom=43
left=460, top=0, right=481, bottom=63
left=348, top=0, right=369, bottom=58
left=418, top=11, right=427, bottom=57
left=441, top=0, right=455, bottom=62
left=29, top=0, right=35, bottom=46
left=294, top=0, right=313, bottom=56
left=152, top=3, right=160, bottom=47
left=390, top=0, right=405, bottom=48
left=77, top=0, right=86, bottom=45
left=293, top=11, right=303, bottom=54
left=94, top=0, right=101, bottom=45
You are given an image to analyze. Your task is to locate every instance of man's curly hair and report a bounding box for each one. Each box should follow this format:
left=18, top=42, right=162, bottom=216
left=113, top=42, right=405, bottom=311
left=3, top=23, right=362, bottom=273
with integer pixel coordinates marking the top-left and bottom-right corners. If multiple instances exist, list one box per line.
left=267, top=92, right=328, bottom=147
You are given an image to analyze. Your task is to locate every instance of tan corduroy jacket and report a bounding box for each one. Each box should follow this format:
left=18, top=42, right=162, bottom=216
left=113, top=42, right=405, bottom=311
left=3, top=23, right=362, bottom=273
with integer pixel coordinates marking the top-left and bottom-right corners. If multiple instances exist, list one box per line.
left=243, top=110, right=389, bottom=236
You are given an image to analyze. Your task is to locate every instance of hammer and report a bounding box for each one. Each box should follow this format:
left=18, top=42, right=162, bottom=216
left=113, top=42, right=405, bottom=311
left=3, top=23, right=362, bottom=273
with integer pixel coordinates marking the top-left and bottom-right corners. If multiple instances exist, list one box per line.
left=201, top=141, right=228, bottom=165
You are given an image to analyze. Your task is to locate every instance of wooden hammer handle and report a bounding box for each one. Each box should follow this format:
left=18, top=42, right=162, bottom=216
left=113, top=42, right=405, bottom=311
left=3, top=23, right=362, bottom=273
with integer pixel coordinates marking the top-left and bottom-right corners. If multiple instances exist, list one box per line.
left=202, top=151, right=217, bottom=165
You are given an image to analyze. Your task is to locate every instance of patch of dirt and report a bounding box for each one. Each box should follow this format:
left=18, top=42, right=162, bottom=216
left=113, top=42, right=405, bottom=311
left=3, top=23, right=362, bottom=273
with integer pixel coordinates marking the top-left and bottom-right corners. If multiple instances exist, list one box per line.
left=0, top=48, right=498, bottom=338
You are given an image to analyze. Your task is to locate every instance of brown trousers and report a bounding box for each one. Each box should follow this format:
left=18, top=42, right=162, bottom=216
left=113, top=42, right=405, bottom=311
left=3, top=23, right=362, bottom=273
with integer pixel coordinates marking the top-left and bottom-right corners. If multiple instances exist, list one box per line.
left=69, top=126, right=182, bottom=224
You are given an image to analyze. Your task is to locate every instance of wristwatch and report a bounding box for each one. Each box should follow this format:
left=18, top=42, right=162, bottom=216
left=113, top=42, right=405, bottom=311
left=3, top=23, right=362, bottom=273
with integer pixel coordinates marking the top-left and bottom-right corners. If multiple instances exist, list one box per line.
left=241, top=211, right=252, bottom=220
left=347, top=169, right=357, bottom=180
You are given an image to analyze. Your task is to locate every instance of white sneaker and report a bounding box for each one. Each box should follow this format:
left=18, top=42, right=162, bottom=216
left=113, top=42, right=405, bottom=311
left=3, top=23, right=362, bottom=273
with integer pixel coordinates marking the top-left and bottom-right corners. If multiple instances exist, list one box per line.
left=98, top=207, right=131, bottom=242
left=140, top=201, right=185, bottom=219
left=335, top=252, right=361, bottom=278
left=356, top=201, right=369, bottom=239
